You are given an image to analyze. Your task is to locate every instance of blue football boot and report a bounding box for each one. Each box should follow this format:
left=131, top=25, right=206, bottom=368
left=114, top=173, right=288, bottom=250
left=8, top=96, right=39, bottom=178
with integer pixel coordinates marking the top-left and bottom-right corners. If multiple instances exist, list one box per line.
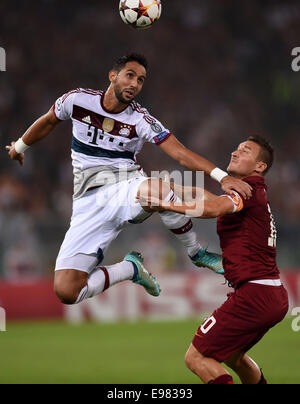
left=190, top=248, right=224, bottom=275
left=125, top=251, right=161, bottom=297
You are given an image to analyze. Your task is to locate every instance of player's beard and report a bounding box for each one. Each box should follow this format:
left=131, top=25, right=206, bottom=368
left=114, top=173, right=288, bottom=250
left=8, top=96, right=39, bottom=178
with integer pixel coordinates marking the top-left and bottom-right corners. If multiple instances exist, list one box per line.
left=114, top=83, right=134, bottom=105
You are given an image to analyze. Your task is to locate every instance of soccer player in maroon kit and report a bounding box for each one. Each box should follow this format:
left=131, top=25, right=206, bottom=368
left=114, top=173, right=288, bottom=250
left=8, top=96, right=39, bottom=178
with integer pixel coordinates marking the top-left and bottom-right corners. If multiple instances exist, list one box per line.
left=140, top=136, right=289, bottom=384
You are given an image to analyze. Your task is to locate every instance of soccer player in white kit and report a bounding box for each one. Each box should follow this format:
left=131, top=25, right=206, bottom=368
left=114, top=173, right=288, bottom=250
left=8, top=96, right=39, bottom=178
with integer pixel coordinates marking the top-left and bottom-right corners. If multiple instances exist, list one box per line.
left=6, top=54, right=252, bottom=305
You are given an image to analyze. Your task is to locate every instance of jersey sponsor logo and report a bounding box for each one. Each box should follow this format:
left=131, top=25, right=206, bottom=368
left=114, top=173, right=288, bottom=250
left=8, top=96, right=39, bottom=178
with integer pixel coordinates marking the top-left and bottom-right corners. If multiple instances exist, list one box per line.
left=86, top=125, right=131, bottom=149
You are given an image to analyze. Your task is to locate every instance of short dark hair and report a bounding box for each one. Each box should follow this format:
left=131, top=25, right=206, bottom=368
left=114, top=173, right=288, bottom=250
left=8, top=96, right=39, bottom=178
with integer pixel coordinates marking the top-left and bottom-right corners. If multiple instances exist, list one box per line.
left=247, top=135, right=274, bottom=175
left=112, top=53, right=148, bottom=73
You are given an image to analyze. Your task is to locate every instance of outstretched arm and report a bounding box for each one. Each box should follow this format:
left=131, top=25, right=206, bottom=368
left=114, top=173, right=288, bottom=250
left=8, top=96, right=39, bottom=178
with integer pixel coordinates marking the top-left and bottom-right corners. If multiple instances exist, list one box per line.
left=139, top=189, right=242, bottom=219
left=5, top=107, right=60, bottom=166
left=159, top=134, right=252, bottom=199
left=168, top=181, right=218, bottom=202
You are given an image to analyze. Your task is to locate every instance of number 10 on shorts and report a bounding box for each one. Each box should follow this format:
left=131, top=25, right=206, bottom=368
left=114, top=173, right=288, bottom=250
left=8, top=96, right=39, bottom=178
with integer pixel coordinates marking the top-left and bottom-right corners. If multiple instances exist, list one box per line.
left=200, top=316, right=216, bottom=334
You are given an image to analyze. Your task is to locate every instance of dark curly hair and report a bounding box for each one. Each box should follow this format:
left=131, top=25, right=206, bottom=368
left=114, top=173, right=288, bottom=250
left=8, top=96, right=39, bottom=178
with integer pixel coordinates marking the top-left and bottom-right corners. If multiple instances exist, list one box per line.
left=112, top=53, right=148, bottom=72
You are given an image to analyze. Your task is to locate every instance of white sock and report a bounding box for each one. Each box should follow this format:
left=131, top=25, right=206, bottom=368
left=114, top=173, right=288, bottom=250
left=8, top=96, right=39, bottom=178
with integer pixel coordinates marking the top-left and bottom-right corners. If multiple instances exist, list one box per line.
left=75, top=261, right=134, bottom=303
left=159, top=190, right=202, bottom=257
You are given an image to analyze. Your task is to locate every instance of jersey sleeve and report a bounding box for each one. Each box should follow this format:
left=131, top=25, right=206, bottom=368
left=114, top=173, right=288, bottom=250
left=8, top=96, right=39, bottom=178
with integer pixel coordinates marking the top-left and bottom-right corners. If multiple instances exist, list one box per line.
left=52, top=90, right=77, bottom=121
left=136, top=112, right=171, bottom=145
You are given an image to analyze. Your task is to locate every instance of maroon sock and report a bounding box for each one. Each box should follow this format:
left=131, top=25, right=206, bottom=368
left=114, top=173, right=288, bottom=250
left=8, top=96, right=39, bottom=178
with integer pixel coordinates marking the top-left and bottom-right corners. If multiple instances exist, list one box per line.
left=208, top=374, right=234, bottom=384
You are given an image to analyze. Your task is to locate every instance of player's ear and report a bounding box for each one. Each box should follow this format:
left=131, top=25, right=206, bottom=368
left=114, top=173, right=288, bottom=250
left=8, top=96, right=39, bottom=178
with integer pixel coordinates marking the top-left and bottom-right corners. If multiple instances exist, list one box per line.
left=255, top=161, right=267, bottom=175
left=109, top=69, right=118, bottom=83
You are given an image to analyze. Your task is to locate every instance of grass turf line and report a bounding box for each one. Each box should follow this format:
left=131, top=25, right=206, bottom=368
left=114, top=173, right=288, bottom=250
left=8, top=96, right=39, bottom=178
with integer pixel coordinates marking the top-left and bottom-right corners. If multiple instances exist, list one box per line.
left=0, top=317, right=298, bottom=384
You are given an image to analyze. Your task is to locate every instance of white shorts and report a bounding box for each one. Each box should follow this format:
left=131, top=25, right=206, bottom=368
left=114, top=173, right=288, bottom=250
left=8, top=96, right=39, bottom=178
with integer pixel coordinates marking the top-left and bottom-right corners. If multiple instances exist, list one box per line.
left=55, top=176, right=151, bottom=273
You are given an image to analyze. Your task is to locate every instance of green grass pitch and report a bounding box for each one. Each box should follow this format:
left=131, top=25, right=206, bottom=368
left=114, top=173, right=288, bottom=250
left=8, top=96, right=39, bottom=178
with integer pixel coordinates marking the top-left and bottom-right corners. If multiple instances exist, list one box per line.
left=0, top=317, right=299, bottom=384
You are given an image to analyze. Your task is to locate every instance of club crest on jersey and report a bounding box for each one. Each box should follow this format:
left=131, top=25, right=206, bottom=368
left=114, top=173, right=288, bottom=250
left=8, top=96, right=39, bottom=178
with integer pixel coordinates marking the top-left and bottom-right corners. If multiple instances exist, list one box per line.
left=102, top=118, right=115, bottom=133
left=119, top=125, right=131, bottom=138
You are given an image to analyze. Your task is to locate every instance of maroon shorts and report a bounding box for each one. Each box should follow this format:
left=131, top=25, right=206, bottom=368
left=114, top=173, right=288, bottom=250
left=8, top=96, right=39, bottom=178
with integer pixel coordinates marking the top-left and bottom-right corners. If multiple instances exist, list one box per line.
left=192, top=282, right=289, bottom=362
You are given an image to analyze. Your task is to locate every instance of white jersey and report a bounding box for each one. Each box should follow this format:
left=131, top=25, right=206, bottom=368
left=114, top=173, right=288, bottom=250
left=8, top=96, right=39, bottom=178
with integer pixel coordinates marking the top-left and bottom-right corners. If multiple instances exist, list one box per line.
left=53, top=88, right=171, bottom=171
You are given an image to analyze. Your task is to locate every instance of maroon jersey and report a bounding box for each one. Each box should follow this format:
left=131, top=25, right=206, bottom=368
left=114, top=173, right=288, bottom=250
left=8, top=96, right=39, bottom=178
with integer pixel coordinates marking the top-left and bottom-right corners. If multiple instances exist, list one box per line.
left=217, top=176, right=280, bottom=288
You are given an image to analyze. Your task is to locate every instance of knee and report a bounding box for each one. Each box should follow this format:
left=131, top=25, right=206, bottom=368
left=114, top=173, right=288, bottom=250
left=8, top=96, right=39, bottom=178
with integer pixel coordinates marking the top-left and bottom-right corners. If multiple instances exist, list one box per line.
left=54, top=269, right=88, bottom=305
left=54, top=284, right=78, bottom=305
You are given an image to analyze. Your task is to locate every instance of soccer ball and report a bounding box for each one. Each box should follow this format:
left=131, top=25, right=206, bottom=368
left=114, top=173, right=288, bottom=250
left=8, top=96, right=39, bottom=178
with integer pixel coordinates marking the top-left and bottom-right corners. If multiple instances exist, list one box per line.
left=119, top=0, right=162, bottom=30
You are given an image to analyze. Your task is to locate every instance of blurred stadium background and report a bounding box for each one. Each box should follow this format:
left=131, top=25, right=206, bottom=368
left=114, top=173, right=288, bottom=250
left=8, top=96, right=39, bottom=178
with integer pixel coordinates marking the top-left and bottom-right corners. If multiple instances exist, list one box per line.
left=0, top=0, right=300, bottom=384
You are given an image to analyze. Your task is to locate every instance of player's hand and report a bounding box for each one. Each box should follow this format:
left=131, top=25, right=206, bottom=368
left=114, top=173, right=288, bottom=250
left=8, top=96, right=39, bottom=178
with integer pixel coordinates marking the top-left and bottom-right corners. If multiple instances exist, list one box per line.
left=5, top=141, right=24, bottom=166
left=221, top=175, right=252, bottom=200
